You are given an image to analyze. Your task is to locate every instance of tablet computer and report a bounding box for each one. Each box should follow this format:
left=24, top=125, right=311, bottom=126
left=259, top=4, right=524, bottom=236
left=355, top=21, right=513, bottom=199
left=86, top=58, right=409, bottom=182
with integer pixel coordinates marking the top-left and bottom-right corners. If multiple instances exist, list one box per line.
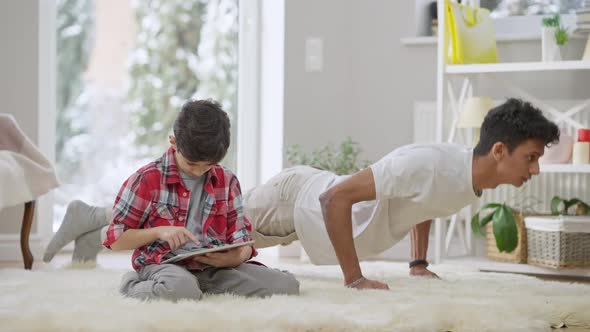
left=161, top=240, right=255, bottom=264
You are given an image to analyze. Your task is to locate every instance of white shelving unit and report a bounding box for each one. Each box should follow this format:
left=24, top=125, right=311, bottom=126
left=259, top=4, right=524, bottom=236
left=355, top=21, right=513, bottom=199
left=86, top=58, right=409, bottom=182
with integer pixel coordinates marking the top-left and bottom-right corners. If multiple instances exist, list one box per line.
left=433, top=0, right=590, bottom=277
left=446, top=60, right=590, bottom=74
left=540, top=164, right=590, bottom=173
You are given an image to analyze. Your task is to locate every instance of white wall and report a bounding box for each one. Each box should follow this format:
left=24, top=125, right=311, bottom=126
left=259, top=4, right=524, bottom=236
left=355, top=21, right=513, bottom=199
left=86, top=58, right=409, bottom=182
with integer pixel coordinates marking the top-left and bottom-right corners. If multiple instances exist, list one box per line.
left=283, top=0, right=590, bottom=165
left=0, top=0, right=55, bottom=261
left=283, top=1, right=436, bottom=164
left=260, top=0, right=285, bottom=184
left=0, top=1, right=40, bottom=236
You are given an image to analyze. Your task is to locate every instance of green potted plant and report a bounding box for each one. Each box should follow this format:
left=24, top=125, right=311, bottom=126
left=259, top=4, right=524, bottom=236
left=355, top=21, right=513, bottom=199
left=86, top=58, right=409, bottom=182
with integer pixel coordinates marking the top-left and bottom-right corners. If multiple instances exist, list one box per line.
left=286, top=137, right=370, bottom=175
left=472, top=203, right=519, bottom=253
left=542, top=14, right=560, bottom=28
left=471, top=191, right=542, bottom=255
left=541, top=14, right=568, bottom=61
left=551, top=196, right=590, bottom=216
left=472, top=194, right=590, bottom=255
left=554, top=26, right=569, bottom=47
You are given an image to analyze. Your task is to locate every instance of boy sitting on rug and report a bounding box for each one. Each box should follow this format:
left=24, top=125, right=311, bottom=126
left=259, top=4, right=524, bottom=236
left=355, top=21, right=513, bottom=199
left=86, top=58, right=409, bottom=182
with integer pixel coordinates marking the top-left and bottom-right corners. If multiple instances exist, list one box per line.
left=50, top=99, right=299, bottom=302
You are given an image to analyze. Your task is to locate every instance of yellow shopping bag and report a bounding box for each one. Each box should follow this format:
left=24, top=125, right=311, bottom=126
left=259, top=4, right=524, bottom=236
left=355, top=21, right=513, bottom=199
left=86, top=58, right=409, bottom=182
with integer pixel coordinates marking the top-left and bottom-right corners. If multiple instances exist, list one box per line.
left=446, top=0, right=498, bottom=64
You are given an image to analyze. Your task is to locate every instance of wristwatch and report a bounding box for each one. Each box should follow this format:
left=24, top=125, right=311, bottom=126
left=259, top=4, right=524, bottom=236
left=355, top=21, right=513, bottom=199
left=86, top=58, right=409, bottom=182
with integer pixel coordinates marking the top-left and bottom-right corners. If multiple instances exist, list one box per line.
left=409, top=259, right=429, bottom=268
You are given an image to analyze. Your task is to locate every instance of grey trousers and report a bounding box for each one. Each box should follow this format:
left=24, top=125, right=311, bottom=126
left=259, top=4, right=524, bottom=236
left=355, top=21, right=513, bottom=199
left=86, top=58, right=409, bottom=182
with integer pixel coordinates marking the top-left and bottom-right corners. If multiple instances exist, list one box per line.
left=120, top=262, right=299, bottom=302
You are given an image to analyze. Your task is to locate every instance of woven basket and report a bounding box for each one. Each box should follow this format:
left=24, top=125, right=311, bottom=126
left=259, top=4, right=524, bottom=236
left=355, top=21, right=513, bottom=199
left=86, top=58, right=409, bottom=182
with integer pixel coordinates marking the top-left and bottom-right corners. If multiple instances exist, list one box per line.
left=486, top=213, right=527, bottom=263
left=527, top=228, right=590, bottom=269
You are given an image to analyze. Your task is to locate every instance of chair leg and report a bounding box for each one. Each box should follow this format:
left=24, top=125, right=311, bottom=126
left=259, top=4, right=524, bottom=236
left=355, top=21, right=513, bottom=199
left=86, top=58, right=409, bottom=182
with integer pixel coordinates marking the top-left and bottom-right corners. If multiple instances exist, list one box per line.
left=20, top=201, right=35, bottom=270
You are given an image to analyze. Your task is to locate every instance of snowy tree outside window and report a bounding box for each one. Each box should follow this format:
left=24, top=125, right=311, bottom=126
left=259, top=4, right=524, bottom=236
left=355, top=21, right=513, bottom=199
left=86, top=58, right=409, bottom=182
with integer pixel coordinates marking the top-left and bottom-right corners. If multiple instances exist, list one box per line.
left=55, top=0, right=238, bottom=231
left=480, top=0, right=582, bottom=17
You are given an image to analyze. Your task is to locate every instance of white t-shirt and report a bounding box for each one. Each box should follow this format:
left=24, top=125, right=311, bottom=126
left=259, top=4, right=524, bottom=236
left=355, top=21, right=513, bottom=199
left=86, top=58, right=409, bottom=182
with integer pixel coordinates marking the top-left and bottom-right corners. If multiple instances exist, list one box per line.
left=293, top=143, right=480, bottom=265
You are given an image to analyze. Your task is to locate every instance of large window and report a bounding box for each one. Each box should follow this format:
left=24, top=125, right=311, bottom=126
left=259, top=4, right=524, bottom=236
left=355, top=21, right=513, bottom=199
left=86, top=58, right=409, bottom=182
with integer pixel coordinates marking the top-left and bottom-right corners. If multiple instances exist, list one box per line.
left=54, top=0, right=239, bottom=230
left=480, top=0, right=582, bottom=17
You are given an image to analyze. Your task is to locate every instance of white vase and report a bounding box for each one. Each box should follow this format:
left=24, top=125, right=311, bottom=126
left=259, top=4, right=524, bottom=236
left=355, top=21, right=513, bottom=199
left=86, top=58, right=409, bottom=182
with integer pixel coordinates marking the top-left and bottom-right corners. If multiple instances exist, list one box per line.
left=539, top=131, right=573, bottom=164
left=583, top=35, right=590, bottom=61
left=542, top=27, right=561, bottom=62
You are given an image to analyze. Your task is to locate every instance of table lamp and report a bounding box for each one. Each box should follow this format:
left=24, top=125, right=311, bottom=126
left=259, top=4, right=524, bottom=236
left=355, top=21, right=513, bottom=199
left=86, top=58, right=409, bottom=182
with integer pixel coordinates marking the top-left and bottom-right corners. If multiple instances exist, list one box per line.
left=457, top=97, right=494, bottom=146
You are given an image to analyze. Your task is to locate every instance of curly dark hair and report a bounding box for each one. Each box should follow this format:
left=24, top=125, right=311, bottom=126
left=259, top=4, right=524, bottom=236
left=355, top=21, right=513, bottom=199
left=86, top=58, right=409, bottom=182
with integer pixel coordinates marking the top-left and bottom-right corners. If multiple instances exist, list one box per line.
left=474, top=98, right=559, bottom=156
left=173, top=99, right=230, bottom=163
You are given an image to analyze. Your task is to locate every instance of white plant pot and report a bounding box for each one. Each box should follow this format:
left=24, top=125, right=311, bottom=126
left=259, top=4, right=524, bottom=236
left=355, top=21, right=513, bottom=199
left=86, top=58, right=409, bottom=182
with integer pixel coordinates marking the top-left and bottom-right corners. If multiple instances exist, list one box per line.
left=542, top=27, right=562, bottom=62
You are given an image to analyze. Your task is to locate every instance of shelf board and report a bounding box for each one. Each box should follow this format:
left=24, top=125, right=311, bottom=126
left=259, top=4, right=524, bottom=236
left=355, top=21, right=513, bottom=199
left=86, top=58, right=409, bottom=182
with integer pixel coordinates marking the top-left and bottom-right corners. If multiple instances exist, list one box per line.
left=477, top=260, right=590, bottom=278
left=401, top=33, right=587, bottom=46
left=442, top=257, right=590, bottom=278
left=540, top=164, right=590, bottom=173
left=400, top=36, right=437, bottom=46
left=401, top=34, right=541, bottom=46
left=446, top=60, right=590, bottom=74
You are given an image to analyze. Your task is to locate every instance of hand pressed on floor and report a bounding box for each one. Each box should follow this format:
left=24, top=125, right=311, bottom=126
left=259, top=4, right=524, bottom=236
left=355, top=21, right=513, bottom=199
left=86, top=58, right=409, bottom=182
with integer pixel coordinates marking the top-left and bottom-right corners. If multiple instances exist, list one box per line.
left=409, top=266, right=440, bottom=279
left=348, top=277, right=390, bottom=290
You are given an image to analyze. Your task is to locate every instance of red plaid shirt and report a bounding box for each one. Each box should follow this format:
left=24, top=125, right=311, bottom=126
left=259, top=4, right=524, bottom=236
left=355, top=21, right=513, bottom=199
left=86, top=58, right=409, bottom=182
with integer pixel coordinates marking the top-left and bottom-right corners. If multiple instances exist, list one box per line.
left=102, top=147, right=257, bottom=271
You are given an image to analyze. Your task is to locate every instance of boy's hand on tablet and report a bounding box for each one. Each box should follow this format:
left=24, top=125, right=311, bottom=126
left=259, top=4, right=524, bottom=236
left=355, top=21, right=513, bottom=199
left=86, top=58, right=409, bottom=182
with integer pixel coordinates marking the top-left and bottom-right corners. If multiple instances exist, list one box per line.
left=193, top=245, right=252, bottom=268
left=156, top=226, right=199, bottom=250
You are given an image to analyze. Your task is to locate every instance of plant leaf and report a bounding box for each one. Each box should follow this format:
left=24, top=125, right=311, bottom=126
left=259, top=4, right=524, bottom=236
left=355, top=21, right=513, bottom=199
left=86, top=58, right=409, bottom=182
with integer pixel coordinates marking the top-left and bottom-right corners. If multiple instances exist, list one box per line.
left=493, top=205, right=518, bottom=253
left=472, top=203, right=501, bottom=237
left=566, top=198, right=583, bottom=208
left=478, top=203, right=502, bottom=211
left=471, top=213, right=485, bottom=237
left=479, top=212, right=494, bottom=228
left=551, top=196, right=564, bottom=215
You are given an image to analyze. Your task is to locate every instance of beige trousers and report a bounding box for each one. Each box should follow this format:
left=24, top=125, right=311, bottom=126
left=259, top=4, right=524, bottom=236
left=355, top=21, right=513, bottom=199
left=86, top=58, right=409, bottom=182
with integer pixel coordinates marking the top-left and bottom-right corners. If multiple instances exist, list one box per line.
left=243, top=166, right=322, bottom=248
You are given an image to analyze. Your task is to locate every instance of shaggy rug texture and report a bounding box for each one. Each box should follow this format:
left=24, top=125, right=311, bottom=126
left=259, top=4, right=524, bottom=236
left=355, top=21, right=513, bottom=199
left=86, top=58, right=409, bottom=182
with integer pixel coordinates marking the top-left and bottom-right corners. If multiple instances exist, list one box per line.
left=0, top=261, right=589, bottom=332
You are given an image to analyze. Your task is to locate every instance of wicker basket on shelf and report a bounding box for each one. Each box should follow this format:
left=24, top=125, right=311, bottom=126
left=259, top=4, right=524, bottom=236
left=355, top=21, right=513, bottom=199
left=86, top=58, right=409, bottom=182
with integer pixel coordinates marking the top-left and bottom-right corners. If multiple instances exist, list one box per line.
left=486, top=213, right=527, bottom=263
left=525, top=215, right=590, bottom=269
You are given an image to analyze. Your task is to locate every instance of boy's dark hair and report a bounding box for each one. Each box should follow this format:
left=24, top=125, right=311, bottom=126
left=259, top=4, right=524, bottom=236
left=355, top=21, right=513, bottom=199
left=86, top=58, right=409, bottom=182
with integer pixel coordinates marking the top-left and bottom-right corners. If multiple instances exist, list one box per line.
left=173, top=99, right=230, bottom=163
left=474, top=98, right=559, bottom=156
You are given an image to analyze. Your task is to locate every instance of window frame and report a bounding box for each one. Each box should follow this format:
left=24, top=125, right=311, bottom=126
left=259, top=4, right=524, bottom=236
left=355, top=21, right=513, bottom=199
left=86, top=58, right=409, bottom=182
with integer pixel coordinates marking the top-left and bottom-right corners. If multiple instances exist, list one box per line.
left=38, top=0, right=58, bottom=240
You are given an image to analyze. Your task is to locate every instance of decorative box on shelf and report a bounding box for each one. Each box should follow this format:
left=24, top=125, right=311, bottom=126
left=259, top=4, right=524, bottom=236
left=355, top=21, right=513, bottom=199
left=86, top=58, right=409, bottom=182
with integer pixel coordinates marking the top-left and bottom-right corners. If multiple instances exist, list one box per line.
left=525, top=215, right=590, bottom=269
left=486, top=214, right=527, bottom=264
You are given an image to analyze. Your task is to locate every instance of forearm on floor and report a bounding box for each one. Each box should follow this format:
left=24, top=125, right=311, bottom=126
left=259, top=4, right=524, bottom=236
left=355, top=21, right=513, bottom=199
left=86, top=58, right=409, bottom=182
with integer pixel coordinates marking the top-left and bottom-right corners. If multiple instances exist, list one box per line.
left=410, top=219, right=432, bottom=261
left=321, top=195, right=362, bottom=285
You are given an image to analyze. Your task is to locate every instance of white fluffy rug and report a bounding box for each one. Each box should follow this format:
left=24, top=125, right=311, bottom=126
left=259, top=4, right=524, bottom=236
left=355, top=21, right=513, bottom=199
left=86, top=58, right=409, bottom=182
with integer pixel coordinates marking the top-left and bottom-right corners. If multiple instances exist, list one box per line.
left=1, top=261, right=589, bottom=332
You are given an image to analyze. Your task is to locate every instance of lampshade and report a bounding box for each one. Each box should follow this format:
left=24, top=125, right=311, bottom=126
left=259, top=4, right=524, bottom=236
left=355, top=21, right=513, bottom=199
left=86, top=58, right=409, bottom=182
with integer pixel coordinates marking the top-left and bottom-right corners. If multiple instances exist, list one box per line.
left=457, top=97, right=494, bottom=128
